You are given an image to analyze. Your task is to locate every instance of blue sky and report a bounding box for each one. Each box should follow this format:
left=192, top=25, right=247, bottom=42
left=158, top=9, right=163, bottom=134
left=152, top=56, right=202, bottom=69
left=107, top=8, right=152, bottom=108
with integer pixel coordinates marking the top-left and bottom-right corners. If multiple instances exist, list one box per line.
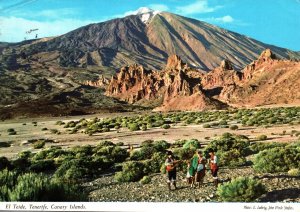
left=0, top=0, right=299, bottom=50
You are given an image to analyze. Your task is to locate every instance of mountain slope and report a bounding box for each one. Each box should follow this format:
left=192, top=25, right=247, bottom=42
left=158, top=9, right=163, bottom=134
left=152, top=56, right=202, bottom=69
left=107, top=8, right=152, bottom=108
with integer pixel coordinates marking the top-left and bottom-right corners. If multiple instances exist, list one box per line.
left=3, top=10, right=299, bottom=72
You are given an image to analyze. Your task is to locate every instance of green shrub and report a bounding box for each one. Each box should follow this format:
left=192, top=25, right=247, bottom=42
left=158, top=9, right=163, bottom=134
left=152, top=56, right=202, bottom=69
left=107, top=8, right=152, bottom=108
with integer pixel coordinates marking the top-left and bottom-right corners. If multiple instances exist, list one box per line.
left=0, top=170, right=85, bottom=201
left=98, top=140, right=116, bottom=147
left=111, top=146, right=129, bottom=163
left=141, top=125, right=147, bottom=131
left=55, top=121, right=65, bottom=125
left=140, top=139, right=154, bottom=147
left=183, top=139, right=201, bottom=149
left=288, top=168, right=300, bottom=176
left=142, top=152, right=166, bottom=174
left=128, top=123, right=140, bottom=131
left=203, top=123, right=211, bottom=128
left=29, top=159, right=55, bottom=172
left=253, top=146, right=300, bottom=173
left=206, top=133, right=250, bottom=156
left=115, top=161, right=145, bottom=182
left=219, top=149, right=247, bottom=167
left=130, top=145, right=156, bottom=161
left=257, top=135, right=268, bottom=141
left=153, top=140, right=170, bottom=152
left=161, top=124, right=171, bottom=129
left=33, top=140, right=46, bottom=149
left=116, top=142, right=124, bottom=146
left=71, top=145, right=93, bottom=157
left=50, top=129, right=59, bottom=134
left=172, top=139, right=186, bottom=147
left=0, top=157, right=10, bottom=171
left=139, top=176, right=151, bottom=184
left=217, top=177, right=266, bottom=202
left=7, top=128, right=15, bottom=133
left=54, top=159, right=89, bottom=182
left=11, top=158, right=30, bottom=171
left=173, top=147, right=195, bottom=160
left=230, top=125, right=239, bottom=130
left=250, top=142, right=287, bottom=153
left=160, top=164, right=166, bottom=174
left=0, top=142, right=10, bottom=148
left=41, top=127, right=48, bottom=131
left=219, top=120, right=228, bottom=125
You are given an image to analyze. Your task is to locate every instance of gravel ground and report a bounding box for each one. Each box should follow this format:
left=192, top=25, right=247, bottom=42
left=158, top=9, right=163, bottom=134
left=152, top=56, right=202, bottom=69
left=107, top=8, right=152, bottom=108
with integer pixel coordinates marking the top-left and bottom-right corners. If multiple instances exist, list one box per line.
left=84, top=167, right=300, bottom=202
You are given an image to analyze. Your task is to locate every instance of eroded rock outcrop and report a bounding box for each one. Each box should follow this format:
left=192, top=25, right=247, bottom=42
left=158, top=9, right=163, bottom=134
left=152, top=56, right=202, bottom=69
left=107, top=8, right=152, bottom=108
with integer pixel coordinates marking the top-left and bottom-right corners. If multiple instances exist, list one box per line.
left=106, top=55, right=226, bottom=110
left=105, top=49, right=300, bottom=110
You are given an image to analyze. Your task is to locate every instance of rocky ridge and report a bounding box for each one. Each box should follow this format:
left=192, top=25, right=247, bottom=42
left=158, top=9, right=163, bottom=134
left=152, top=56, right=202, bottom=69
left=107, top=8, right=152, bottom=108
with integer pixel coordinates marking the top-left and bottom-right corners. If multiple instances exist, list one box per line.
left=105, top=49, right=300, bottom=111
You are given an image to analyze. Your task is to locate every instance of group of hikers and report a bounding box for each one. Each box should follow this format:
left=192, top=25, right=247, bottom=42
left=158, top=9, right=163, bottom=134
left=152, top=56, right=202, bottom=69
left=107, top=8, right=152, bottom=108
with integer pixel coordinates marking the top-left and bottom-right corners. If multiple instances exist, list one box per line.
left=164, top=149, right=218, bottom=190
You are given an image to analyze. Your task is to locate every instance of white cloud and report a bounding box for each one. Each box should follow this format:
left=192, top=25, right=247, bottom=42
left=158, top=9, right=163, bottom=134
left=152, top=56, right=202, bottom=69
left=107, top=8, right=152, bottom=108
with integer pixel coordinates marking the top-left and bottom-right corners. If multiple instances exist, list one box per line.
left=0, top=16, right=100, bottom=42
left=215, top=15, right=234, bottom=23
left=176, top=0, right=222, bottom=15
left=200, top=15, right=249, bottom=26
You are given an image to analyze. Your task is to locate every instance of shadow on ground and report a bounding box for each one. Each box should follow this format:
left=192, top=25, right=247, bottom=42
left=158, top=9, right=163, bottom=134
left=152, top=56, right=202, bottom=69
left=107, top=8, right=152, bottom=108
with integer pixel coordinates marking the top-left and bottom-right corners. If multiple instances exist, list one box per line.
left=259, top=188, right=300, bottom=202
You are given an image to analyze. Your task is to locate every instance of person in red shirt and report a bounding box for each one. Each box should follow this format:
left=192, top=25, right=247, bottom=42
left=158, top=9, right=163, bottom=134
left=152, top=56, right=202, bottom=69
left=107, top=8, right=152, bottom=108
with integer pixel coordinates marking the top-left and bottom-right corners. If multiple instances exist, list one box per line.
left=208, top=148, right=219, bottom=187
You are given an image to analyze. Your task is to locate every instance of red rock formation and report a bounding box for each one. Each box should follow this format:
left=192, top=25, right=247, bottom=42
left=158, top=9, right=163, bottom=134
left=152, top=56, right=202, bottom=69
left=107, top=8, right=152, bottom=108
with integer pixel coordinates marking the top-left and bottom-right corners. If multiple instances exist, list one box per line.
left=105, top=49, right=300, bottom=110
left=106, top=55, right=225, bottom=110
left=201, top=59, right=241, bottom=89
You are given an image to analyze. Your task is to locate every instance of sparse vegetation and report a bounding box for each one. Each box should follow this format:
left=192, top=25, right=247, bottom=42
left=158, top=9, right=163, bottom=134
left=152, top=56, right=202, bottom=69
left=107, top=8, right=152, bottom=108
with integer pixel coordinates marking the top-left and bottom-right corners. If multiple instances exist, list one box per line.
left=217, top=177, right=266, bottom=202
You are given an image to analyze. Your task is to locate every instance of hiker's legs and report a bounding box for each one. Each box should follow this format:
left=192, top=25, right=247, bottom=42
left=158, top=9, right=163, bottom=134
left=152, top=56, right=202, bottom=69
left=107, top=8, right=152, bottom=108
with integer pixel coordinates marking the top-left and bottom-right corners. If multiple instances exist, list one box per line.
left=212, top=168, right=218, bottom=187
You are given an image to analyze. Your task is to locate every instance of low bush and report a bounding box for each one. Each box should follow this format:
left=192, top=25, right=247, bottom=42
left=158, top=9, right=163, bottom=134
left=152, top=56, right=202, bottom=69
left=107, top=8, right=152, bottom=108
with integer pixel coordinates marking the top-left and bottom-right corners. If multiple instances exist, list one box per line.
left=128, top=123, right=140, bottom=131
left=29, top=159, right=55, bottom=172
left=230, top=125, right=239, bottom=130
left=54, top=159, right=90, bottom=182
left=142, top=152, right=166, bottom=174
left=250, top=142, right=287, bottom=154
left=50, top=129, right=59, bottom=134
left=203, top=123, right=211, bottom=128
left=139, top=176, right=151, bottom=184
left=219, top=149, right=247, bottom=167
left=115, top=161, right=145, bottom=182
left=161, top=124, right=171, bottom=129
left=129, top=145, right=156, bottom=161
left=288, top=168, right=300, bottom=176
left=11, top=158, right=30, bottom=171
left=253, top=146, right=300, bottom=173
left=153, top=140, right=170, bottom=152
left=7, top=128, right=15, bottom=133
left=217, top=177, right=266, bottom=202
left=172, top=140, right=186, bottom=148
left=0, top=170, right=85, bottom=201
left=0, top=142, right=10, bottom=148
left=33, top=140, right=46, bottom=149
left=111, top=146, right=129, bottom=163
left=0, top=157, right=10, bottom=171
left=206, top=133, right=250, bottom=155
left=173, top=147, right=195, bottom=161
left=141, top=125, right=147, bottom=131
left=256, top=135, right=268, bottom=141
left=183, top=139, right=201, bottom=149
